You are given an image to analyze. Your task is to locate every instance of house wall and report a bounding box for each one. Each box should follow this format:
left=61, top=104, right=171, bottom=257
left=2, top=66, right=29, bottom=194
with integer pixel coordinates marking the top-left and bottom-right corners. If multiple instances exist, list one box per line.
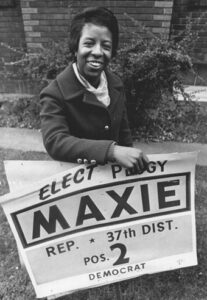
left=20, top=0, right=70, bottom=49
left=171, top=0, right=207, bottom=63
left=1, top=0, right=207, bottom=71
left=18, top=0, right=173, bottom=50
left=0, top=0, right=26, bottom=62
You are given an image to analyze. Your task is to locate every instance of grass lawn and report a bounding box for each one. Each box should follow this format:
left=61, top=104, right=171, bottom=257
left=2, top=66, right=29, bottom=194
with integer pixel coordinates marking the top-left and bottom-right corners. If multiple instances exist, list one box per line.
left=0, top=148, right=207, bottom=300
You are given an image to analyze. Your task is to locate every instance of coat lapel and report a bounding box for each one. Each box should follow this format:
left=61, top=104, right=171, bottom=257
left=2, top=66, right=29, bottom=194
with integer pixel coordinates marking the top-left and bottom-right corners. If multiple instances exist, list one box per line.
left=82, top=90, right=106, bottom=108
left=56, top=64, right=123, bottom=110
left=56, top=64, right=85, bottom=101
left=106, top=70, right=123, bottom=113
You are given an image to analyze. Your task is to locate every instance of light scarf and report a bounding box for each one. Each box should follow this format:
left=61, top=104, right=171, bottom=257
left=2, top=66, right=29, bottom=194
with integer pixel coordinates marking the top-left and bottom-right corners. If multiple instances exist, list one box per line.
left=73, top=63, right=110, bottom=107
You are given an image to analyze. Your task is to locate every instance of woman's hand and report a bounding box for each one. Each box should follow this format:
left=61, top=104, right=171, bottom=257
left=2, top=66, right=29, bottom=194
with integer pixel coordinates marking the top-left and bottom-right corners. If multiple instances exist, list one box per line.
left=112, top=145, right=149, bottom=170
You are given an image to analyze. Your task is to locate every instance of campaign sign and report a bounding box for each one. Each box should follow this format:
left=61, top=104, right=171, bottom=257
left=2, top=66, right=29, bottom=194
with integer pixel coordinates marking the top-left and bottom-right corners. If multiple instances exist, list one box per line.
left=0, top=152, right=197, bottom=299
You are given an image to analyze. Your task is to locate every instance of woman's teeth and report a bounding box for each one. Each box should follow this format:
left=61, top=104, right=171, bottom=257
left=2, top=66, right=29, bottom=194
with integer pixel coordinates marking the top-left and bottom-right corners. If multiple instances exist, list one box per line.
left=89, top=61, right=102, bottom=67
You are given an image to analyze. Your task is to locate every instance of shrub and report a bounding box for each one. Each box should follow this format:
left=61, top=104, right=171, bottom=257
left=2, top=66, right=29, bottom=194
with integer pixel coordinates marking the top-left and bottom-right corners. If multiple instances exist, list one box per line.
left=117, top=14, right=207, bottom=142
left=0, top=40, right=72, bottom=91
left=0, top=95, right=41, bottom=129
left=110, top=37, right=196, bottom=140
left=109, top=13, right=200, bottom=141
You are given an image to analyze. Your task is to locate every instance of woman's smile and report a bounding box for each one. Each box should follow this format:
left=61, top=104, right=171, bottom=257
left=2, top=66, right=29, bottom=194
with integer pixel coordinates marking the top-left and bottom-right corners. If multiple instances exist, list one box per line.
left=87, top=60, right=104, bottom=69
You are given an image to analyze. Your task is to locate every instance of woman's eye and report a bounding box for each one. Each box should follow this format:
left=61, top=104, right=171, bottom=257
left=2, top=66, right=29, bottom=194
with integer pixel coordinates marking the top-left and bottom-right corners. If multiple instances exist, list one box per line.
left=84, top=41, right=93, bottom=47
left=103, top=44, right=112, bottom=51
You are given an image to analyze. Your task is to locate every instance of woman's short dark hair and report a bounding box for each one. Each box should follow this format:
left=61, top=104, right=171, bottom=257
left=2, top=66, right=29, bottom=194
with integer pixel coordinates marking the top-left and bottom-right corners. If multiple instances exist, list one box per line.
left=69, top=7, right=119, bottom=59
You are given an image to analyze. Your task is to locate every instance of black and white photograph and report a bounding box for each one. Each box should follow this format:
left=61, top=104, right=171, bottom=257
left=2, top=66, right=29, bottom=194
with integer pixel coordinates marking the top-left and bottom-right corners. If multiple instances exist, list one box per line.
left=0, top=1, right=207, bottom=299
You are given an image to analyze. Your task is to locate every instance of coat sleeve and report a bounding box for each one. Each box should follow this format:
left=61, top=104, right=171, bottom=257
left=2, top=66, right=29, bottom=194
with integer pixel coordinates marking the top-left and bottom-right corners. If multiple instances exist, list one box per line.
left=118, top=90, right=133, bottom=147
left=40, top=84, right=114, bottom=164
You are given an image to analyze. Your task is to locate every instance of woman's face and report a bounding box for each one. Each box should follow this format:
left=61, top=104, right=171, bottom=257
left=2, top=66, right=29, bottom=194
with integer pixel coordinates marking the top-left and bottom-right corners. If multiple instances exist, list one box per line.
left=76, top=23, right=112, bottom=87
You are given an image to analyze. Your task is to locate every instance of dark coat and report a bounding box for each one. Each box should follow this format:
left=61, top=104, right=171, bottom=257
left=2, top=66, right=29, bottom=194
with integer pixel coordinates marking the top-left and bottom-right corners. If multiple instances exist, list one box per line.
left=40, top=64, right=133, bottom=164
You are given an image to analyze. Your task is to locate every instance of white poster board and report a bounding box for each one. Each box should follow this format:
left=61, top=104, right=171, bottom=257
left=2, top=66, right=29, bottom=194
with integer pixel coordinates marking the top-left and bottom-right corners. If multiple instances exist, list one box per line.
left=0, top=152, right=197, bottom=299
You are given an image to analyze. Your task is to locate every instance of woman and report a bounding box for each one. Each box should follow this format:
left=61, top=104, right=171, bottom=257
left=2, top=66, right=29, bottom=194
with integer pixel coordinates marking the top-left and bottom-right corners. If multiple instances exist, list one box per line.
left=40, top=7, right=148, bottom=170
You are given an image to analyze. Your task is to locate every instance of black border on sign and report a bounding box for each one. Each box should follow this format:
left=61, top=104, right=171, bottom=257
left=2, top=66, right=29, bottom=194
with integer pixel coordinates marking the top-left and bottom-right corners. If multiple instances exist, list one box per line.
left=11, top=172, right=191, bottom=248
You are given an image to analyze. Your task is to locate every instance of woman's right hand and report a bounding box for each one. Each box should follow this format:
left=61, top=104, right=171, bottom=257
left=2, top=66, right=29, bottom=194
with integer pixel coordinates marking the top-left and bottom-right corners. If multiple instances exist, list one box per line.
left=112, top=145, right=149, bottom=170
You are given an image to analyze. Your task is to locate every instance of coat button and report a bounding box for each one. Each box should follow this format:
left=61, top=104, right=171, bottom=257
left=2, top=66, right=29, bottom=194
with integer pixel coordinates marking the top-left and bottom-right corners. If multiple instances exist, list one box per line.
left=104, top=125, right=109, bottom=130
left=90, top=160, right=96, bottom=164
left=77, top=158, right=82, bottom=164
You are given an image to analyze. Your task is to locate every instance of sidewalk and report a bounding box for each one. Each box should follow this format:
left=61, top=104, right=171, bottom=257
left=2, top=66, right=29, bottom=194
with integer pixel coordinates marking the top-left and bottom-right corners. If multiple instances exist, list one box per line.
left=0, top=127, right=207, bottom=166
left=0, top=127, right=45, bottom=153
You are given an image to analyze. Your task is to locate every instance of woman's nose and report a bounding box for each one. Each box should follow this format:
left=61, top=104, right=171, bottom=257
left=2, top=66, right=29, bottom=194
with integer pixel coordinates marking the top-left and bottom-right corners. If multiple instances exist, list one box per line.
left=91, top=43, right=103, bottom=56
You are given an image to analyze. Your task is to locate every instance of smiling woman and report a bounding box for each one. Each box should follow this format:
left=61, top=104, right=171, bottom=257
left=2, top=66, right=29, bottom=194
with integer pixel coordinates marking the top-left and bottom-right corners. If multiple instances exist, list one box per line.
left=40, top=7, right=148, bottom=170
left=76, top=23, right=112, bottom=88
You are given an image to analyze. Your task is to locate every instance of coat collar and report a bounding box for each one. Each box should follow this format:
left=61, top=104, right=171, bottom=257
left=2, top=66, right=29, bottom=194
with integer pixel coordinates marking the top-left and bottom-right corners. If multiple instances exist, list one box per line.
left=56, top=63, right=123, bottom=106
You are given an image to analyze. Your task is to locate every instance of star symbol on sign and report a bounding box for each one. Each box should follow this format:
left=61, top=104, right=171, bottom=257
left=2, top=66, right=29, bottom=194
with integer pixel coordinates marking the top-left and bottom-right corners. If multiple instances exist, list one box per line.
left=89, top=238, right=95, bottom=243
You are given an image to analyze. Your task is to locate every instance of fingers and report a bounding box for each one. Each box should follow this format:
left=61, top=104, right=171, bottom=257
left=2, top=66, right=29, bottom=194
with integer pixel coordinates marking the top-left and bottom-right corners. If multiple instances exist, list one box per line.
left=133, top=158, right=146, bottom=172
left=112, top=145, right=149, bottom=171
left=136, top=158, right=145, bottom=171
left=132, top=150, right=149, bottom=172
left=139, top=152, right=149, bottom=169
left=125, top=154, right=148, bottom=172
left=142, top=152, right=149, bottom=164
